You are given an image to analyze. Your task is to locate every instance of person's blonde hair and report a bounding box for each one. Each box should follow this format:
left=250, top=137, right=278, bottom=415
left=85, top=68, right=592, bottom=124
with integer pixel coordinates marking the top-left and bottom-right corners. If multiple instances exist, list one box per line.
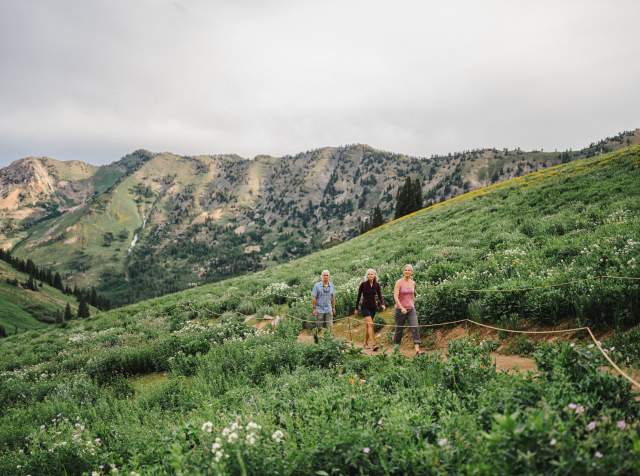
left=403, top=264, right=414, bottom=273
left=363, top=268, right=377, bottom=283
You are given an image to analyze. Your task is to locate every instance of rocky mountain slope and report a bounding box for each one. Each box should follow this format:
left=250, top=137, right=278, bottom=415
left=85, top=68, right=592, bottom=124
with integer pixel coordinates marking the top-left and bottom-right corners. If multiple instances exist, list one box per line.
left=1, top=129, right=638, bottom=305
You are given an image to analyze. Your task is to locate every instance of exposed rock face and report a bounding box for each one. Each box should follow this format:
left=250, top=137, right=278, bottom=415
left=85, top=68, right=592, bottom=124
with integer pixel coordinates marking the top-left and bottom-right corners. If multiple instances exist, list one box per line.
left=1, top=129, right=637, bottom=305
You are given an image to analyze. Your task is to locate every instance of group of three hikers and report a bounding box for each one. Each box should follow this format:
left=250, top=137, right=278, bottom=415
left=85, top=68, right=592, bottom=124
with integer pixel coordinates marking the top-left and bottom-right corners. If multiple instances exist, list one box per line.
left=311, top=264, right=424, bottom=355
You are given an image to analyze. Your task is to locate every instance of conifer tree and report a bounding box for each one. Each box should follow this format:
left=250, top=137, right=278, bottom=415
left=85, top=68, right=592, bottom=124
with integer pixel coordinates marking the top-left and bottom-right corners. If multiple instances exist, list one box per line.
left=412, top=179, right=423, bottom=211
left=359, top=218, right=370, bottom=235
left=53, top=272, right=63, bottom=290
left=395, top=177, right=424, bottom=219
left=371, top=206, right=384, bottom=229
left=26, top=275, right=37, bottom=291
left=395, top=177, right=412, bottom=218
left=25, top=259, right=36, bottom=276
left=77, top=298, right=90, bottom=319
left=90, top=287, right=98, bottom=307
left=64, top=303, right=73, bottom=321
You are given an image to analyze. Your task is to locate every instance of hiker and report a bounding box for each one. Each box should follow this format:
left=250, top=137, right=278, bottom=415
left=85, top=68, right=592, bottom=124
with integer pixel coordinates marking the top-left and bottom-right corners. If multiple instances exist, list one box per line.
left=311, top=270, right=336, bottom=341
left=393, top=264, right=423, bottom=355
left=354, top=268, right=385, bottom=351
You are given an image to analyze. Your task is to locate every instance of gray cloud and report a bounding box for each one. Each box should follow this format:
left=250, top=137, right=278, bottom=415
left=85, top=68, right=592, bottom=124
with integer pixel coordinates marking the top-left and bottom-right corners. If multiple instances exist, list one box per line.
left=1, top=0, right=639, bottom=165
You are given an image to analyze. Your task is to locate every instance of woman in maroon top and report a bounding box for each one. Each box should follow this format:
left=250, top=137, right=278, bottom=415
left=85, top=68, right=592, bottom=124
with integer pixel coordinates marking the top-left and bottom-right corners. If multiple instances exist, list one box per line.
left=354, top=268, right=385, bottom=351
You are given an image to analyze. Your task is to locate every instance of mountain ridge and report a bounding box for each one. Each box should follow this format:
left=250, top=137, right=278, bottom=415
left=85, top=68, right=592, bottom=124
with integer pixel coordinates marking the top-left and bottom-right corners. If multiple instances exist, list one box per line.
left=1, top=129, right=638, bottom=305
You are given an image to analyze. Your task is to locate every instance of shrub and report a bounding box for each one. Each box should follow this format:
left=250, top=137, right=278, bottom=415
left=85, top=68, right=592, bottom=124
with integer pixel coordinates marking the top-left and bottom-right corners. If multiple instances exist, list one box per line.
left=417, top=286, right=470, bottom=324
left=472, top=290, right=526, bottom=323
left=605, top=326, right=640, bottom=368
left=86, top=343, right=172, bottom=384
left=533, top=341, right=636, bottom=416
left=237, top=300, right=257, bottom=315
left=442, top=338, right=496, bottom=394
left=139, top=377, right=195, bottom=411
left=303, top=334, right=346, bottom=369
left=107, top=375, right=135, bottom=399
left=576, top=281, right=640, bottom=327
left=524, top=286, right=577, bottom=324
left=168, top=351, right=202, bottom=376
left=255, top=305, right=276, bottom=319
left=373, top=315, right=385, bottom=333
left=502, top=335, right=536, bottom=356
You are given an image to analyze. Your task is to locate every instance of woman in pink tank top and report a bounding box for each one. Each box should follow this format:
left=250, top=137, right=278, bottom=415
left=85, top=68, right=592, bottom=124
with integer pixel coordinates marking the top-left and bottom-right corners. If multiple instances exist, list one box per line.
left=393, top=264, right=423, bottom=355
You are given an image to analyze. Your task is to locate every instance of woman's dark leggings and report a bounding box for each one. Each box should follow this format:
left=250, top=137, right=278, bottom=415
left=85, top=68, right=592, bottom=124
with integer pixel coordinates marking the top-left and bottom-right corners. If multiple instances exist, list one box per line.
left=393, top=308, right=421, bottom=344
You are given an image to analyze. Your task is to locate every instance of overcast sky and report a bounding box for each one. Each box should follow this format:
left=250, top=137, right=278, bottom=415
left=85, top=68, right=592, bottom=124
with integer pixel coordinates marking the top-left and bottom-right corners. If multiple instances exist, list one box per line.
left=1, top=0, right=639, bottom=166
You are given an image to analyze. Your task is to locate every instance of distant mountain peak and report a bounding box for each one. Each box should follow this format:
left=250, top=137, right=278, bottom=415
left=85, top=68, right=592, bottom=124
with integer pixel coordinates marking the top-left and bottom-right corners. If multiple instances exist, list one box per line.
left=1, top=128, right=639, bottom=305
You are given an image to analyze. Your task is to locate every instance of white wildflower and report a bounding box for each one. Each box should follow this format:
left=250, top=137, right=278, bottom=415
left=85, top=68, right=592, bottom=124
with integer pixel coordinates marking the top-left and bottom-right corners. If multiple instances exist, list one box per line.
left=247, top=421, right=261, bottom=431
left=201, top=421, right=213, bottom=433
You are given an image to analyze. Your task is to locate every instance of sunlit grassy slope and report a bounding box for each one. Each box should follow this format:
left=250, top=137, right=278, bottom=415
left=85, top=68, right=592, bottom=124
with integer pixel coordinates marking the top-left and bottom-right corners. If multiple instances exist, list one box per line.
left=0, top=261, right=84, bottom=333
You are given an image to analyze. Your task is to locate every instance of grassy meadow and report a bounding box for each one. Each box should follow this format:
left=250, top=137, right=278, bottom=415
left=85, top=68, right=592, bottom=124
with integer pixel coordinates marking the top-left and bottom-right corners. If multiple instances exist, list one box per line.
left=1, top=146, right=640, bottom=474
left=0, top=261, right=88, bottom=334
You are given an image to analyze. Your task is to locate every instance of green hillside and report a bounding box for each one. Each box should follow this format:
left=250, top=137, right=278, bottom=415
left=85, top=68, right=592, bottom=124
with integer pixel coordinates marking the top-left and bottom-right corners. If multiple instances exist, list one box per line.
left=0, top=261, right=89, bottom=334
left=5, top=130, right=638, bottom=307
left=113, top=145, right=640, bottom=330
left=1, top=147, right=639, bottom=474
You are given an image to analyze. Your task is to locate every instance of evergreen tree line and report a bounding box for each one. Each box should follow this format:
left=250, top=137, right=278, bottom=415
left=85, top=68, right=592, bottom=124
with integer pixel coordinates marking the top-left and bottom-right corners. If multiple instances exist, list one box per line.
left=359, top=206, right=384, bottom=234
left=0, top=298, right=90, bottom=339
left=0, top=248, right=110, bottom=310
left=360, top=176, right=425, bottom=235
left=394, top=176, right=423, bottom=219
left=57, top=300, right=90, bottom=323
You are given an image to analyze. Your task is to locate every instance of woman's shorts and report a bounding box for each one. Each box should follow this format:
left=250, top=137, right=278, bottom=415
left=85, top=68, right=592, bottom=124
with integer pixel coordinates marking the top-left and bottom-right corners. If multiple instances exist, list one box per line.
left=360, top=307, right=376, bottom=319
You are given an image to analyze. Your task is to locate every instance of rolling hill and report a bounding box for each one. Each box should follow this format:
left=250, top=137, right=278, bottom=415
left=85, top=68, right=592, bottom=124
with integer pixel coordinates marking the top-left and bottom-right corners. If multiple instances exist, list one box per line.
left=104, top=144, right=640, bottom=331
left=0, top=260, right=90, bottom=334
left=1, top=145, right=639, bottom=475
left=2, top=129, right=638, bottom=306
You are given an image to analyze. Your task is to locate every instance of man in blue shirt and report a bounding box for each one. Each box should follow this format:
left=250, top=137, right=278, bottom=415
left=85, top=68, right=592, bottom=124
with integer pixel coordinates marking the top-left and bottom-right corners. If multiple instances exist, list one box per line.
left=311, top=270, right=336, bottom=341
